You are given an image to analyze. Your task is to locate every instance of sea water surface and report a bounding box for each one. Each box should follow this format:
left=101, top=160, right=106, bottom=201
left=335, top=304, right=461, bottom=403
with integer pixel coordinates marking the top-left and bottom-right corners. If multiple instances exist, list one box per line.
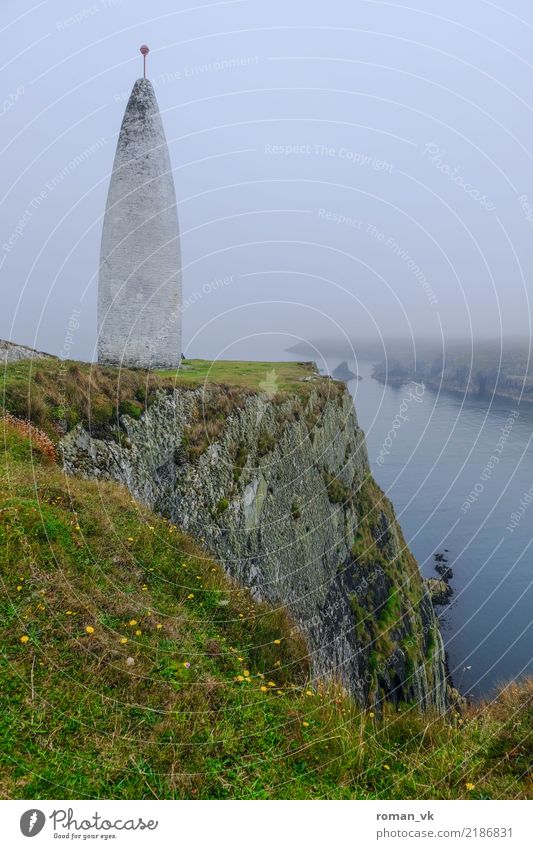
left=330, top=360, right=533, bottom=698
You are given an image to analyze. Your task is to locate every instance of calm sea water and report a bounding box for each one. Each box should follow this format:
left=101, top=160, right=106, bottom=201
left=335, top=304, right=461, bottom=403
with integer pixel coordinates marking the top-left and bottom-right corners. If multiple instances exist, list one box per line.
left=327, top=359, right=533, bottom=698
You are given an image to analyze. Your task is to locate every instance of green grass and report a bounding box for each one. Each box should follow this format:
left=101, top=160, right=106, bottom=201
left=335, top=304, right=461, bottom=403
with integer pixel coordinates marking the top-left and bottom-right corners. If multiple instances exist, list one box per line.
left=161, top=359, right=317, bottom=392
left=347, top=474, right=439, bottom=689
left=0, top=416, right=531, bottom=800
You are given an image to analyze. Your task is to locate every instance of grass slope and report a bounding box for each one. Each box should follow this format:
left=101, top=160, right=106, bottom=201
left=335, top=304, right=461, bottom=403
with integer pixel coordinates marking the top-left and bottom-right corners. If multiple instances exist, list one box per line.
left=0, top=417, right=531, bottom=800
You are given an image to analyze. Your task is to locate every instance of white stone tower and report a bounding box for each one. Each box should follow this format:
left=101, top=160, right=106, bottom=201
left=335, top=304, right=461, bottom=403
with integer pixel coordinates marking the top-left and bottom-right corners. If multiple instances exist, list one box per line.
left=98, top=47, right=182, bottom=369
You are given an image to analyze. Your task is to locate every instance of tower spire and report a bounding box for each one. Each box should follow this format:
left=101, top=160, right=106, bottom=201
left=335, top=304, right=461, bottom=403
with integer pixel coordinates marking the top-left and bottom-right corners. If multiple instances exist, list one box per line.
left=140, top=44, right=149, bottom=79
left=97, top=65, right=182, bottom=370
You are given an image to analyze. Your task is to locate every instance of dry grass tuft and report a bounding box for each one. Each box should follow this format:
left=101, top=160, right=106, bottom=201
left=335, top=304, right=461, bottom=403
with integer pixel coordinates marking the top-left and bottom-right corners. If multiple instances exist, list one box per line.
left=2, top=412, right=57, bottom=462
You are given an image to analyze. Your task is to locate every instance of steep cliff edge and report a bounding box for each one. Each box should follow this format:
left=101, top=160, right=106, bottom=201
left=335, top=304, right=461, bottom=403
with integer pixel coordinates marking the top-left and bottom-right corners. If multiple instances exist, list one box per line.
left=59, top=362, right=447, bottom=711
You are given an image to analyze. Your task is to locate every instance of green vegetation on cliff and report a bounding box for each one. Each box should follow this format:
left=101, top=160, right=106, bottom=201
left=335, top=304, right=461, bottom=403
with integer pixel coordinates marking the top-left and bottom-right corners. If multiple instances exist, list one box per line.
left=0, top=412, right=531, bottom=800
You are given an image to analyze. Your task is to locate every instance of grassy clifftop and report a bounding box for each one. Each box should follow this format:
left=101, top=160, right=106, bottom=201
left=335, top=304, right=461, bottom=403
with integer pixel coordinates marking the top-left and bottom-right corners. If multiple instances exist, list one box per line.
left=0, top=414, right=531, bottom=800
left=1, top=357, right=327, bottom=442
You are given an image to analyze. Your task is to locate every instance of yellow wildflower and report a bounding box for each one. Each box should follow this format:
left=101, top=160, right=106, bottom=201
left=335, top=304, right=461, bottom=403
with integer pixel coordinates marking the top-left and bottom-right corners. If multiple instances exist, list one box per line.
left=135, top=630, right=141, bottom=636
left=156, top=624, right=163, bottom=630
left=306, top=690, right=313, bottom=697
left=19, top=635, right=30, bottom=644
left=268, top=681, right=276, bottom=687
left=129, top=619, right=138, bottom=626
left=236, top=675, right=244, bottom=682
left=119, top=637, right=128, bottom=645
left=274, top=639, right=281, bottom=645
left=302, top=721, right=309, bottom=727
left=85, top=626, right=95, bottom=635
left=187, top=593, right=194, bottom=599
left=243, top=670, right=250, bottom=678
left=260, top=686, right=268, bottom=692
left=465, top=782, right=475, bottom=791
left=383, top=765, right=390, bottom=770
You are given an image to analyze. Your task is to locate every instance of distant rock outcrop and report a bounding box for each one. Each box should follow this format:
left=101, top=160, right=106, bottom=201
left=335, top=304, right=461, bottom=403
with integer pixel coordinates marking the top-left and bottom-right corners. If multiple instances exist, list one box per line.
left=331, top=361, right=361, bottom=382
left=0, top=340, right=52, bottom=364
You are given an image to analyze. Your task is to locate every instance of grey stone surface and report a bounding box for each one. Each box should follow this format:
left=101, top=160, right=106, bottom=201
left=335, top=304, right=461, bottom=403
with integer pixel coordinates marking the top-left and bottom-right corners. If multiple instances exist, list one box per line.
left=98, top=78, right=182, bottom=369
left=61, top=384, right=447, bottom=712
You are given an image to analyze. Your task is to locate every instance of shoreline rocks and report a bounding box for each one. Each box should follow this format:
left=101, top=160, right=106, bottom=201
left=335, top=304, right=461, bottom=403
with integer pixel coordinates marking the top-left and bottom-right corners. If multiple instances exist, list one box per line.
left=426, top=577, right=453, bottom=606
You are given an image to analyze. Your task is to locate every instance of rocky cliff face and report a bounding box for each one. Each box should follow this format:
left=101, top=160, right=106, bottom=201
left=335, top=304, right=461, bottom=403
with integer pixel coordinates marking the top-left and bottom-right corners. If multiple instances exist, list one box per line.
left=61, top=380, right=447, bottom=711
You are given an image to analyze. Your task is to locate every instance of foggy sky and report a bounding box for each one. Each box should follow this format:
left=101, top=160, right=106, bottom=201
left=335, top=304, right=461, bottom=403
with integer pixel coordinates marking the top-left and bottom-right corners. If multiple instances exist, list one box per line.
left=2, top=0, right=533, bottom=362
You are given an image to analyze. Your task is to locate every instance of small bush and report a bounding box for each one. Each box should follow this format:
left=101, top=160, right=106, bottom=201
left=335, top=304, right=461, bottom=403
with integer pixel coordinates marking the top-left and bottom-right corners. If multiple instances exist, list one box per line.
left=324, top=471, right=352, bottom=505
left=119, top=400, right=144, bottom=420
left=257, top=430, right=276, bottom=456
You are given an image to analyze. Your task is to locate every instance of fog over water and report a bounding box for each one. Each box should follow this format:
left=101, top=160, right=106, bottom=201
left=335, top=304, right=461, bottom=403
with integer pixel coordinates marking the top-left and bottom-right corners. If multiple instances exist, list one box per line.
left=3, top=0, right=533, bottom=362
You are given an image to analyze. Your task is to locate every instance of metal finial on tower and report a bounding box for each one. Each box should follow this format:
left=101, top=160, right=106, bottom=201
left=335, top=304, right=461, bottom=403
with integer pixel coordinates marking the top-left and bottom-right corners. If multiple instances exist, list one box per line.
left=140, top=44, right=150, bottom=79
